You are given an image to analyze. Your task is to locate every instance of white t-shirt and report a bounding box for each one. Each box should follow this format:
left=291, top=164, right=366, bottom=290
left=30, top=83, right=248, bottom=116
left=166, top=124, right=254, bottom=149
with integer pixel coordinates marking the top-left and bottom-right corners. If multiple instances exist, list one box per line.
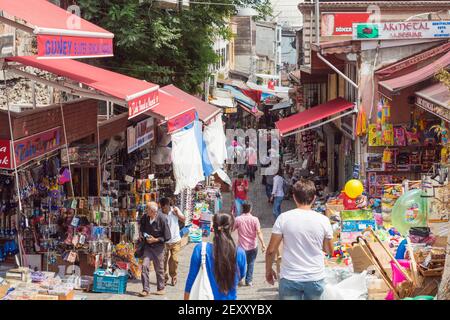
left=165, top=208, right=182, bottom=244
left=272, top=208, right=333, bottom=282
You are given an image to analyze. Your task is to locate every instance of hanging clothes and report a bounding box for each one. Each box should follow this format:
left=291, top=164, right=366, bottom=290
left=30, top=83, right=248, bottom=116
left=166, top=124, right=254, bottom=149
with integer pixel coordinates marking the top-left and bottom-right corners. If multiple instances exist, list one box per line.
left=193, top=120, right=214, bottom=177
left=203, top=117, right=227, bottom=173
left=171, top=123, right=205, bottom=194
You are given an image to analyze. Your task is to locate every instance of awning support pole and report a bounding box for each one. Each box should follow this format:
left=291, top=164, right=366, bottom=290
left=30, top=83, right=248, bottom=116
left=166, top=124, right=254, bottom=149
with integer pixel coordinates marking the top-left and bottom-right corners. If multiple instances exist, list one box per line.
left=59, top=102, right=75, bottom=197
left=3, top=69, right=24, bottom=267
left=317, top=53, right=359, bottom=90
left=281, top=107, right=358, bottom=138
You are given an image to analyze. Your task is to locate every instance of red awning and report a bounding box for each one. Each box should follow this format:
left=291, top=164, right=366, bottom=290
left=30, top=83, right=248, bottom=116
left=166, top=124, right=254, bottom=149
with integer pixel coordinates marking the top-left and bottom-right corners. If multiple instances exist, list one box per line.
left=153, top=92, right=196, bottom=122
left=238, top=103, right=264, bottom=118
left=160, top=85, right=221, bottom=123
left=275, top=98, right=355, bottom=137
left=0, top=0, right=114, bottom=59
left=5, top=56, right=162, bottom=119
left=379, top=51, right=450, bottom=93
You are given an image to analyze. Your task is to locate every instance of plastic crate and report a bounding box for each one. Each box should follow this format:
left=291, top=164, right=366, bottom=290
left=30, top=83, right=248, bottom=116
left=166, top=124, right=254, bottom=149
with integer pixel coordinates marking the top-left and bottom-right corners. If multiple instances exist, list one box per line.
left=93, top=269, right=128, bottom=294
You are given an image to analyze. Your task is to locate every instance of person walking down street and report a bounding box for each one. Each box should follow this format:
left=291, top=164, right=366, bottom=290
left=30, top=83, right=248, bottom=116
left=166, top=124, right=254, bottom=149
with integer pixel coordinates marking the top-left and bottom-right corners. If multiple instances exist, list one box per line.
left=245, top=141, right=257, bottom=182
left=232, top=174, right=249, bottom=216
left=139, top=201, right=171, bottom=297
left=184, top=213, right=247, bottom=300
left=265, top=179, right=334, bottom=300
left=271, top=168, right=285, bottom=219
left=159, top=197, right=186, bottom=287
left=265, top=173, right=274, bottom=203
left=233, top=201, right=266, bottom=286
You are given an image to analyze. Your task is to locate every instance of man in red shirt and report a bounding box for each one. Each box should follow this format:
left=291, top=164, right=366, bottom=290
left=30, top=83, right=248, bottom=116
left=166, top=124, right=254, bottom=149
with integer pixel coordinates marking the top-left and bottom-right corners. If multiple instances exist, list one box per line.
left=233, top=174, right=249, bottom=216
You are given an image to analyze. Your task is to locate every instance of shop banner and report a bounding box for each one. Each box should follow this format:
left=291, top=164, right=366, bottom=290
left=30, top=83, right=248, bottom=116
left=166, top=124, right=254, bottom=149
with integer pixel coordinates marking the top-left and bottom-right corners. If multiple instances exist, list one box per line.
left=167, top=110, right=197, bottom=134
left=61, top=145, right=98, bottom=165
left=224, top=107, right=237, bottom=114
left=13, top=127, right=62, bottom=168
left=37, top=35, right=113, bottom=59
left=321, top=12, right=371, bottom=36
left=353, top=21, right=450, bottom=40
left=0, top=140, right=12, bottom=170
left=128, top=90, right=160, bottom=119
left=127, top=118, right=155, bottom=154
left=416, top=96, right=450, bottom=123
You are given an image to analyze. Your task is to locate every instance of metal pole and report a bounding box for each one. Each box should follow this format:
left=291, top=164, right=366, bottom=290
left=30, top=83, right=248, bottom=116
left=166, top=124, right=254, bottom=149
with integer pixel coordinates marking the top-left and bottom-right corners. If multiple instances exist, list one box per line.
left=60, top=102, right=75, bottom=197
left=3, top=69, right=24, bottom=267
left=315, top=0, right=320, bottom=45
left=317, top=53, right=359, bottom=89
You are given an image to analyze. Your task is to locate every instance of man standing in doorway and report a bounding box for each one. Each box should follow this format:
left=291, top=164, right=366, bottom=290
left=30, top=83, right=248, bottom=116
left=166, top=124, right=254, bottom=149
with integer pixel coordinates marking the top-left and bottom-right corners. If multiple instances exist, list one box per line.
left=159, top=197, right=185, bottom=287
left=139, top=201, right=171, bottom=297
left=232, top=174, right=249, bottom=216
left=265, top=179, right=334, bottom=300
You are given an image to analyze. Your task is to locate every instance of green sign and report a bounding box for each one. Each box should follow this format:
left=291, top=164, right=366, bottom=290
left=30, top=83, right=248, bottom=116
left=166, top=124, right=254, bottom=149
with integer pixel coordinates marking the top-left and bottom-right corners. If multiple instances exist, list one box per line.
left=355, top=23, right=379, bottom=39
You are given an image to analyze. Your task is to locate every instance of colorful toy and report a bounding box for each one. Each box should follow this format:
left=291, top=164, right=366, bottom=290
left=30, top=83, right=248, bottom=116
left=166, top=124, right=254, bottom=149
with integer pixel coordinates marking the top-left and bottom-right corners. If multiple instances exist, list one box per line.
left=391, top=189, right=427, bottom=235
left=344, top=179, right=364, bottom=199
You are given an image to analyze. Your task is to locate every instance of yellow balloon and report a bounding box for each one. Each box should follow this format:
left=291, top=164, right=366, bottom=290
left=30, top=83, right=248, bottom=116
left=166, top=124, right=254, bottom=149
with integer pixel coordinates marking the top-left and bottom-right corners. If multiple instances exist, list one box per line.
left=344, top=179, right=364, bottom=199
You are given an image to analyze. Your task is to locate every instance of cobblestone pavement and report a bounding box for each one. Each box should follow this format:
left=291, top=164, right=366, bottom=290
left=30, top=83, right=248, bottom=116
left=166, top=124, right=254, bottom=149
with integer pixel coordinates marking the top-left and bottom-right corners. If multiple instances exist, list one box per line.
left=81, top=168, right=295, bottom=300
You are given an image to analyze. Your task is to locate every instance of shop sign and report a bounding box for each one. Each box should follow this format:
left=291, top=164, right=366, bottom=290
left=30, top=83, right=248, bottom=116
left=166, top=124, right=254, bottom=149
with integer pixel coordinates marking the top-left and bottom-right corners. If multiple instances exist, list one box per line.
left=167, top=110, right=197, bottom=134
left=225, top=107, right=237, bottom=114
left=353, top=21, right=450, bottom=40
left=127, top=118, right=155, bottom=154
left=128, top=89, right=160, bottom=119
left=321, top=12, right=371, bottom=36
left=61, top=145, right=98, bottom=165
left=13, top=127, right=62, bottom=168
left=0, top=140, right=12, bottom=170
left=416, top=96, right=450, bottom=123
left=37, top=35, right=113, bottom=59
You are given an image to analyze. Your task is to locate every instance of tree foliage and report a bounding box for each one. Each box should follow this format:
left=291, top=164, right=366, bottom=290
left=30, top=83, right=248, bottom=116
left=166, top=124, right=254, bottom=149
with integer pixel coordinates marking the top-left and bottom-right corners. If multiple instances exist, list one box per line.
left=76, top=0, right=272, bottom=94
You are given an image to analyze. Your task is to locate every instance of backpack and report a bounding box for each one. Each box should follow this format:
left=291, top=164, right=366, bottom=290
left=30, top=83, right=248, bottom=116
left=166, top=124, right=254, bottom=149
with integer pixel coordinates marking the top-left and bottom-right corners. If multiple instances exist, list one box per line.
left=189, top=242, right=214, bottom=300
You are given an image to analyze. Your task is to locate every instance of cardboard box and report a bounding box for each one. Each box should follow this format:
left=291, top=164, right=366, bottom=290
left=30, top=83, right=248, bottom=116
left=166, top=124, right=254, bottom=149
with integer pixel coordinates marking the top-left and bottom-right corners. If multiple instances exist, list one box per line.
left=58, top=289, right=74, bottom=300
left=33, top=294, right=59, bottom=300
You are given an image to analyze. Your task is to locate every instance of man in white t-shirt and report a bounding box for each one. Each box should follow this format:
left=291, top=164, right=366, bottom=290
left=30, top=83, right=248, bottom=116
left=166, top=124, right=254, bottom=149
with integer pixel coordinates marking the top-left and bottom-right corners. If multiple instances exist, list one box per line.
left=159, top=198, right=186, bottom=287
left=265, top=179, right=333, bottom=300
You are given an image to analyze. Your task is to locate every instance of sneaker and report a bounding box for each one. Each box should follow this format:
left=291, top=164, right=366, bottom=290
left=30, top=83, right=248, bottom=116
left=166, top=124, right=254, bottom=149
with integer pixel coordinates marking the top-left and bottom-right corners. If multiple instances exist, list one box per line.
left=238, top=280, right=245, bottom=287
left=153, top=289, right=165, bottom=296
left=246, top=282, right=253, bottom=287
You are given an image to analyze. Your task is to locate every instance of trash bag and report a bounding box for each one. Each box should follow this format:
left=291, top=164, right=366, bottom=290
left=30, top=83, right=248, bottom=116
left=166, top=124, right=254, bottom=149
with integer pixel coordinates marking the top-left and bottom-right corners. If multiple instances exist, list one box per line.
left=321, top=271, right=368, bottom=300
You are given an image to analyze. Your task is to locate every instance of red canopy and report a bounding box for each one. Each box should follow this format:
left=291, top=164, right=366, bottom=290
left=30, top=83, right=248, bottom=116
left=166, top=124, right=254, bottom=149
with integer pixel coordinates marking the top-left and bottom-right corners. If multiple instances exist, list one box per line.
left=0, top=0, right=114, bottom=59
left=275, top=98, right=354, bottom=137
left=379, top=51, right=450, bottom=93
left=160, top=85, right=221, bottom=123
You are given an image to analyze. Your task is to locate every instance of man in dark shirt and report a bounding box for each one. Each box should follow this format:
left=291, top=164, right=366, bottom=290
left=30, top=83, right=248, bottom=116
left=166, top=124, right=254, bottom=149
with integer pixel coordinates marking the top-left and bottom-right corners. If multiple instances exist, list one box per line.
left=139, top=201, right=171, bottom=297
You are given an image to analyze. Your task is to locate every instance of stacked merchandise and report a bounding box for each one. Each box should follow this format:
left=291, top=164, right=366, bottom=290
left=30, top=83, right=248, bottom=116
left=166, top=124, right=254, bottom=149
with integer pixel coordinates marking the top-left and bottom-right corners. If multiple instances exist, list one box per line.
left=340, top=209, right=375, bottom=245
left=381, top=184, right=403, bottom=229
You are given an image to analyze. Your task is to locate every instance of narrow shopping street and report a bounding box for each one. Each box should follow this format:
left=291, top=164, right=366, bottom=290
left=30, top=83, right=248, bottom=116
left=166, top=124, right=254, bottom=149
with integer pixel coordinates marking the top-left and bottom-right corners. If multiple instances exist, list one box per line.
left=82, top=170, right=295, bottom=300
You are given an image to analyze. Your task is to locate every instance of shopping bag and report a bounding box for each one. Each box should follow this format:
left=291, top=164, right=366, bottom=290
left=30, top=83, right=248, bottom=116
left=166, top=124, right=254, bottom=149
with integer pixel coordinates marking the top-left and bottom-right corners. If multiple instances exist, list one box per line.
left=134, top=240, right=145, bottom=259
left=189, top=242, right=214, bottom=300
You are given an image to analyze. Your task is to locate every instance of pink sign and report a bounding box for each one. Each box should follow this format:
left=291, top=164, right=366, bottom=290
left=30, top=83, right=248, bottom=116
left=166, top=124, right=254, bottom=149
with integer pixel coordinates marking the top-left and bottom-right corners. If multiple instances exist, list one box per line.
left=13, top=127, right=62, bottom=168
left=128, top=90, right=160, bottom=119
left=37, top=35, right=113, bottom=58
left=0, top=140, right=12, bottom=170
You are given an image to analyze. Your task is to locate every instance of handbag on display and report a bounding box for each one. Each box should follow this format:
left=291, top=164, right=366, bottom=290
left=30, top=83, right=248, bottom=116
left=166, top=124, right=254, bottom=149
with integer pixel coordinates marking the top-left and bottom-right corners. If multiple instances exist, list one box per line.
left=189, top=242, right=214, bottom=300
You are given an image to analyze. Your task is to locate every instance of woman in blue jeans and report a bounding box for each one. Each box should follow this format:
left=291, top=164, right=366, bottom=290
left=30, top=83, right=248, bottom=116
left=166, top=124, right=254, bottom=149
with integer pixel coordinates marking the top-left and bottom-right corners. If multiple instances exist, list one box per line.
left=271, top=168, right=285, bottom=219
left=184, top=213, right=247, bottom=300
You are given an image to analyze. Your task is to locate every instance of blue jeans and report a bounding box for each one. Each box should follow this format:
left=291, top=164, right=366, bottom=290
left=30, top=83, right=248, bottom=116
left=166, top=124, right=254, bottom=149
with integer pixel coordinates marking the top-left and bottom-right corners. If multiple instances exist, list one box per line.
left=265, top=184, right=273, bottom=199
left=273, top=196, right=283, bottom=219
left=245, top=248, right=258, bottom=284
left=234, top=198, right=245, bottom=216
left=279, top=278, right=325, bottom=300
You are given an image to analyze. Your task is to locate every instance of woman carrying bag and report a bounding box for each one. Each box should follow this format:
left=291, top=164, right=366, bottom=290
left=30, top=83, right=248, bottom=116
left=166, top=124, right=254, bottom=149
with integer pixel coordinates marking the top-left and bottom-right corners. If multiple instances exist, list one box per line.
left=184, top=213, right=247, bottom=300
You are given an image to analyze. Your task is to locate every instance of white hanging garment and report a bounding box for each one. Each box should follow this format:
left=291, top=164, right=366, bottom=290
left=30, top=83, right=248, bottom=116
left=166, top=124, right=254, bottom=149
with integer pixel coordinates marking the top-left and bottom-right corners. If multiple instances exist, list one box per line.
left=171, top=125, right=205, bottom=194
left=189, top=242, right=214, bottom=300
left=203, top=117, right=227, bottom=172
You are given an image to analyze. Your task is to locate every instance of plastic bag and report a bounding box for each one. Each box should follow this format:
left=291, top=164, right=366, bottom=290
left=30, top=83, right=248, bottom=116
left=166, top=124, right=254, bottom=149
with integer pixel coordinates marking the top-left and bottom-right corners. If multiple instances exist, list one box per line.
left=321, top=271, right=368, bottom=300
